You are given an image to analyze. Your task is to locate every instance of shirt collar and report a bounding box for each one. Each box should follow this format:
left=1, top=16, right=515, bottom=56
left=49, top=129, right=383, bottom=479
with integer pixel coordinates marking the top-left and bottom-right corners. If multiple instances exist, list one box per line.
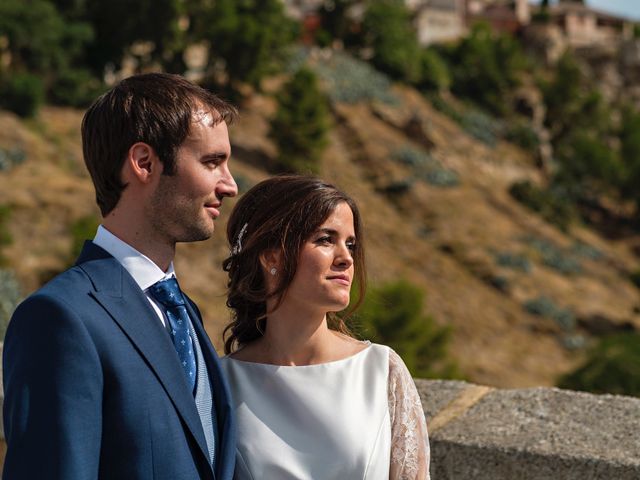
left=93, top=225, right=175, bottom=291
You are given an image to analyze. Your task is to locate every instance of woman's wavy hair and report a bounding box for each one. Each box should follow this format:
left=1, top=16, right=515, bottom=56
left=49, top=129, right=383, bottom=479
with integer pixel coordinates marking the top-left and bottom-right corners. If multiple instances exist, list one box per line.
left=222, top=175, right=366, bottom=354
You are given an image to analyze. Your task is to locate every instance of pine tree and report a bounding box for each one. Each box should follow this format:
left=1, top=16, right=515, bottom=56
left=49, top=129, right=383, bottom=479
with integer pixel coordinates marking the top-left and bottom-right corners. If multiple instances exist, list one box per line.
left=190, top=0, right=296, bottom=92
left=559, top=333, right=640, bottom=397
left=269, top=68, right=330, bottom=174
left=361, top=0, right=421, bottom=82
left=356, top=280, right=460, bottom=379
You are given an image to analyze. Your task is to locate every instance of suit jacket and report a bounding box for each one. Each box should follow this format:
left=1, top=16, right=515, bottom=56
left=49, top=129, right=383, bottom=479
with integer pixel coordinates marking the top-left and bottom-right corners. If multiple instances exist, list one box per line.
left=2, top=242, right=236, bottom=479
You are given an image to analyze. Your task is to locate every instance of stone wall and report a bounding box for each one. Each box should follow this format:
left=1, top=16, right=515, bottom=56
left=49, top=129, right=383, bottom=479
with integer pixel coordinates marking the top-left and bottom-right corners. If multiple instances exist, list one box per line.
left=418, top=379, right=640, bottom=479
left=1, top=357, right=638, bottom=478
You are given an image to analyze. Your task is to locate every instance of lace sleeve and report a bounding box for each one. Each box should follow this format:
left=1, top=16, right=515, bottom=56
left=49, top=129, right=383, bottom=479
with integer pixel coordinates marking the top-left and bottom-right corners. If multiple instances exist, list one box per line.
left=388, top=348, right=431, bottom=480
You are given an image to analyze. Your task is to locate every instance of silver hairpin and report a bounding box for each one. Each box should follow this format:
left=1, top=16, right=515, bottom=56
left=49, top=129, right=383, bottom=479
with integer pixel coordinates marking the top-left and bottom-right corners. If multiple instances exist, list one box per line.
left=231, top=222, right=249, bottom=255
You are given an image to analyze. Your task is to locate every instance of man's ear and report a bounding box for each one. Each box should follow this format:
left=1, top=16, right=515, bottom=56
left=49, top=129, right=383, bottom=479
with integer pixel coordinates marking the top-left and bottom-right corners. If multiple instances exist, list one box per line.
left=126, top=142, right=161, bottom=183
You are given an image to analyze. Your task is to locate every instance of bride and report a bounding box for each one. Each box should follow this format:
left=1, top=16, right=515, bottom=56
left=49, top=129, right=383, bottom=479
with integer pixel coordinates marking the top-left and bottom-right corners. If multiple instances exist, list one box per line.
left=220, top=175, right=430, bottom=479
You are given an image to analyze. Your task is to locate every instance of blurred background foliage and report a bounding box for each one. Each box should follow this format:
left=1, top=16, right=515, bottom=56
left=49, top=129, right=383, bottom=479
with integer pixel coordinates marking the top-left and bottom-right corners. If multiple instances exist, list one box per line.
left=1, top=0, right=639, bottom=397
left=356, top=280, right=461, bottom=380
left=559, top=333, right=640, bottom=397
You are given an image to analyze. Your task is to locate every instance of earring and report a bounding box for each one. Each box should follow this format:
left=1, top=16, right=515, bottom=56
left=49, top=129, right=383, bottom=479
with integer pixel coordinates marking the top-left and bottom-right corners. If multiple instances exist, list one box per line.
left=270, top=267, right=277, bottom=276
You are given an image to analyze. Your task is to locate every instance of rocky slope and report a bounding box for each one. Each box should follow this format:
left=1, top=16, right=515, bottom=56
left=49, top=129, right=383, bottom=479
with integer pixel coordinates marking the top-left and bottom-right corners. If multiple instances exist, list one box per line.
left=1, top=80, right=639, bottom=388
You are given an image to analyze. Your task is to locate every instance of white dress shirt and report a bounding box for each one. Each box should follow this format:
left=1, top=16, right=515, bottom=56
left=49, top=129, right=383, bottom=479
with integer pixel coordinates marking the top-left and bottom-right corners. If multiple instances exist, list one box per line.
left=93, top=225, right=175, bottom=327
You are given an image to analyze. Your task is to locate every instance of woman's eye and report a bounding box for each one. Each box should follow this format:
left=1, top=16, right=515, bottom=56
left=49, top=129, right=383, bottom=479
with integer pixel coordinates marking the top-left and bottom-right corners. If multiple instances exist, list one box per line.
left=315, top=236, right=332, bottom=245
left=347, top=242, right=356, bottom=252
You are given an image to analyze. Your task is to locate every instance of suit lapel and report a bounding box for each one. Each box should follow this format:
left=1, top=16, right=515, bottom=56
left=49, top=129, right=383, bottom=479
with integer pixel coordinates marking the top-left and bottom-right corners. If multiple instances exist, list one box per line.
left=76, top=242, right=214, bottom=473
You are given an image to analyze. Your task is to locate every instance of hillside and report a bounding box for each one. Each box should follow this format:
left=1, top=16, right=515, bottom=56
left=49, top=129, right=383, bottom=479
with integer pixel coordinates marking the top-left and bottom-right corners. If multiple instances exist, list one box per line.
left=1, top=79, right=639, bottom=389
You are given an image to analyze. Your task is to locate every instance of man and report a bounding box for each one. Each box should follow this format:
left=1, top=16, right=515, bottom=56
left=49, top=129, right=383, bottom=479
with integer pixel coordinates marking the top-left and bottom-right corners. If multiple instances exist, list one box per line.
left=3, top=73, right=238, bottom=479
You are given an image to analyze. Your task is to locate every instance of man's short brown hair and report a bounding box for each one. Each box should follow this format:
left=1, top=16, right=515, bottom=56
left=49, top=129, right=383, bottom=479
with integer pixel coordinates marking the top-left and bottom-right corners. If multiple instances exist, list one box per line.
left=81, top=73, right=238, bottom=216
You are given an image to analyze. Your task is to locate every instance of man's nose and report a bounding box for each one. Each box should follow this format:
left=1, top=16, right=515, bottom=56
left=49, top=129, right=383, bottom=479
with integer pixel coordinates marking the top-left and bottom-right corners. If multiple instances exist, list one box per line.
left=218, top=167, right=238, bottom=198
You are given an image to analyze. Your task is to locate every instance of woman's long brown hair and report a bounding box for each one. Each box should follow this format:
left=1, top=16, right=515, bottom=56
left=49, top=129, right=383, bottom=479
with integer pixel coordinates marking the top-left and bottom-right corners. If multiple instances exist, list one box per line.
left=222, top=175, right=366, bottom=354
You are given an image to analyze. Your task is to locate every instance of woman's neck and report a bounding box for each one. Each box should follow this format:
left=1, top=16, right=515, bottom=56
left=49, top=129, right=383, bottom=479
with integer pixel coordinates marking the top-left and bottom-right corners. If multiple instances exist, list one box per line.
left=259, top=302, right=333, bottom=365
left=231, top=299, right=367, bottom=366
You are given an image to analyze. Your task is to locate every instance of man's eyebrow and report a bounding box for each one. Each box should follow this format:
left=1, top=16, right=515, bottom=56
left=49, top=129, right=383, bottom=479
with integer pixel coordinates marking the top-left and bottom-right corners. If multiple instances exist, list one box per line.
left=201, top=152, right=229, bottom=161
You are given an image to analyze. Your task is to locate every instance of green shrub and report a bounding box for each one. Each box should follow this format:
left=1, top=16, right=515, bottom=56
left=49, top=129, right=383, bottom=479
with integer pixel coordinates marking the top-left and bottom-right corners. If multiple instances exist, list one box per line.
left=314, top=0, right=363, bottom=49
left=505, top=120, right=540, bottom=152
left=392, top=146, right=437, bottom=168
left=311, top=51, right=399, bottom=105
left=486, top=274, right=510, bottom=292
left=571, top=241, right=604, bottom=261
left=0, top=146, right=27, bottom=171
left=561, top=333, right=586, bottom=351
left=422, top=168, right=460, bottom=187
left=494, top=251, right=532, bottom=273
left=49, top=68, right=104, bottom=108
left=509, top=181, right=576, bottom=231
left=555, top=130, right=621, bottom=189
left=618, top=106, right=640, bottom=207
left=428, top=94, right=504, bottom=147
left=269, top=68, right=330, bottom=173
left=391, top=145, right=459, bottom=188
left=189, top=0, right=296, bottom=91
left=524, top=296, right=575, bottom=331
left=0, top=73, right=45, bottom=117
left=380, top=178, right=415, bottom=195
left=69, top=214, right=100, bottom=261
left=418, top=48, right=451, bottom=92
left=0, top=269, right=21, bottom=340
left=523, top=236, right=583, bottom=275
left=429, top=93, right=462, bottom=122
left=356, top=280, right=461, bottom=379
left=629, top=270, right=640, bottom=289
left=0, top=204, right=13, bottom=266
left=447, top=22, right=527, bottom=116
left=459, top=109, right=504, bottom=147
left=362, top=0, right=421, bottom=82
left=559, top=333, right=640, bottom=397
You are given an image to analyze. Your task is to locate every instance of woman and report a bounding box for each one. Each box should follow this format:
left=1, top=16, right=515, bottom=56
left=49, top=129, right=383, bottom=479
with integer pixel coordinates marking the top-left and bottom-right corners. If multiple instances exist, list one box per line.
left=220, top=175, right=430, bottom=479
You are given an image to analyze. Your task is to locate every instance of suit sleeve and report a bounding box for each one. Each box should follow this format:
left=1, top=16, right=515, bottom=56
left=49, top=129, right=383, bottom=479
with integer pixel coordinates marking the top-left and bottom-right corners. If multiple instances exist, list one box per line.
left=3, top=293, right=103, bottom=479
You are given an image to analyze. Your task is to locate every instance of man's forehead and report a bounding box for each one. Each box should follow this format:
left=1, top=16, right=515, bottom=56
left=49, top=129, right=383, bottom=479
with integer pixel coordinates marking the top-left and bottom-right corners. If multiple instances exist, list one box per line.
left=183, top=108, right=230, bottom=149
left=192, top=108, right=218, bottom=127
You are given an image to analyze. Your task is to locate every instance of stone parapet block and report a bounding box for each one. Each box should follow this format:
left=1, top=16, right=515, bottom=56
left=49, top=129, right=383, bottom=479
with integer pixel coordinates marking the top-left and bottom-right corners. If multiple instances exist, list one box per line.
left=416, top=379, right=640, bottom=479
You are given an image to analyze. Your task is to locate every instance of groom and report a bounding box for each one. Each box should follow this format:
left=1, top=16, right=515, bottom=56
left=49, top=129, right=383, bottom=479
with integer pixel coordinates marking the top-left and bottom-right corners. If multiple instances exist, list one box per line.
left=3, top=73, right=238, bottom=479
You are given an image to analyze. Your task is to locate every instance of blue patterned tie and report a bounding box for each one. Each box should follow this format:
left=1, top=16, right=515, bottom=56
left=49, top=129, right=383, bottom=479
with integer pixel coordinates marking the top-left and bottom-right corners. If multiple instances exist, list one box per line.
left=148, top=278, right=197, bottom=392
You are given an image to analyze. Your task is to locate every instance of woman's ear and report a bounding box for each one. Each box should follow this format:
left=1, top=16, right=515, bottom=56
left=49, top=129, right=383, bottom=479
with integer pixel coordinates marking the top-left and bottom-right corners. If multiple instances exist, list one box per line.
left=259, top=249, right=282, bottom=276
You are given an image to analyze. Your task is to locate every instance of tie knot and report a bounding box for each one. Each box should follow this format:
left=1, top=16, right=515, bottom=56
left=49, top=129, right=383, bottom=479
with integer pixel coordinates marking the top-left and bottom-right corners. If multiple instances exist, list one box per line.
left=148, top=278, right=186, bottom=308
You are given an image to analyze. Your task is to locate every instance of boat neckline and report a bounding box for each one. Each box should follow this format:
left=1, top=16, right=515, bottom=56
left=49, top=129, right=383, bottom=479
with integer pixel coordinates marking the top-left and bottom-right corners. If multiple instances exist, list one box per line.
left=223, top=341, right=374, bottom=369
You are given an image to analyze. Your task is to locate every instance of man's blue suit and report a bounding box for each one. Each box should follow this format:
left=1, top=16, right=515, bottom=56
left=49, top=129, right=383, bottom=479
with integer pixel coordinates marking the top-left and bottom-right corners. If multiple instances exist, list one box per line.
left=3, top=241, right=236, bottom=479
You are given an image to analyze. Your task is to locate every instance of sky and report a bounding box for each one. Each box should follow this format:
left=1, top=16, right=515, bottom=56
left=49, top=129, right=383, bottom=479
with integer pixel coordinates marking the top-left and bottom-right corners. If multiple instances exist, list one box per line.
left=530, top=0, right=640, bottom=21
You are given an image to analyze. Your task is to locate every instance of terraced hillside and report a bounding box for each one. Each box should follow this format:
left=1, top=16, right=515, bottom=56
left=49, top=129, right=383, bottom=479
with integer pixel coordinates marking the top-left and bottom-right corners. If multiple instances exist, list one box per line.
left=1, top=76, right=639, bottom=389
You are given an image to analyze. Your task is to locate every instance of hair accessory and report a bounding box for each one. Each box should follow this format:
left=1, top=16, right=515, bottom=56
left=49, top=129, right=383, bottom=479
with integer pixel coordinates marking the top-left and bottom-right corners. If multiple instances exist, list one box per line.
left=231, top=222, right=249, bottom=255
left=269, top=267, right=277, bottom=276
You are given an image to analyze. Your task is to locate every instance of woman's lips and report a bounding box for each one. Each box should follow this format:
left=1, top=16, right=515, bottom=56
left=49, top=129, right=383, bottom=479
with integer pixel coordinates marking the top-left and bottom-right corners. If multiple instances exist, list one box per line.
left=327, top=275, right=350, bottom=286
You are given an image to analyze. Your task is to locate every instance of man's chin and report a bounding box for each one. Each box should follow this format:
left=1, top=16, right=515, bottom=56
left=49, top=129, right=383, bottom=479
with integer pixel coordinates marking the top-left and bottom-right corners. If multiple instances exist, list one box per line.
left=176, top=223, right=215, bottom=243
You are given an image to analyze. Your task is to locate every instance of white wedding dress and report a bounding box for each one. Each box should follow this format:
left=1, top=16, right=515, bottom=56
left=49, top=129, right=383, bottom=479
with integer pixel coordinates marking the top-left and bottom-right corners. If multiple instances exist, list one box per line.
left=220, top=343, right=430, bottom=479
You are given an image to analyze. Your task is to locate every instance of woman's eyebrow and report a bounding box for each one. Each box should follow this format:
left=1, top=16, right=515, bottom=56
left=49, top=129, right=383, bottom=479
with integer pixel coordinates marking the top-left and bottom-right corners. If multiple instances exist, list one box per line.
left=315, top=228, right=356, bottom=240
